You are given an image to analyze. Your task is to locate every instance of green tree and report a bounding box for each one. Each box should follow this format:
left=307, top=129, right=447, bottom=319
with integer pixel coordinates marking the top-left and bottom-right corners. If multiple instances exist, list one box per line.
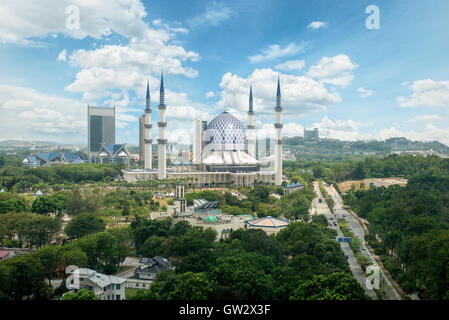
left=61, top=289, right=99, bottom=300
left=167, top=272, right=215, bottom=300
left=65, top=213, right=106, bottom=239
left=290, top=272, right=369, bottom=300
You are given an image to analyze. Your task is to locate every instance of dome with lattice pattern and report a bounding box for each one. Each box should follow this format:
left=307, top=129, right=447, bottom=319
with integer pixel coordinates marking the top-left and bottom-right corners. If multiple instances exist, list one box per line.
left=203, top=111, right=246, bottom=151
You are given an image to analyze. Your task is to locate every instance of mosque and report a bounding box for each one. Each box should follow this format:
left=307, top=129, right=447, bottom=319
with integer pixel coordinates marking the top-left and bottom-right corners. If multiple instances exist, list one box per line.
left=122, top=74, right=284, bottom=187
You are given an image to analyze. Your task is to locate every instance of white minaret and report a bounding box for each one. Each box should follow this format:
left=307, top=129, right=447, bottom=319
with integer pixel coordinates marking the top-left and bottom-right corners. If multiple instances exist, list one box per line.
left=157, top=73, right=167, bottom=179
left=144, top=81, right=152, bottom=170
left=274, top=77, right=283, bottom=185
left=247, top=85, right=256, bottom=158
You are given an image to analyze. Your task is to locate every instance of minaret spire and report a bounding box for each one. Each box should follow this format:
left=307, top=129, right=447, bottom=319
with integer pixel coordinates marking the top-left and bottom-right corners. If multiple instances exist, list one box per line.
left=247, top=84, right=256, bottom=160
left=157, top=72, right=167, bottom=179
left=249, top=85, right=253, bottom=112
left=143, top=80, right=153, bottom=170
left=159, top=72, right=165, bottom=105
left=274, top=77, right=283, bottom=185
left=146, top=80, right=150, bottom=110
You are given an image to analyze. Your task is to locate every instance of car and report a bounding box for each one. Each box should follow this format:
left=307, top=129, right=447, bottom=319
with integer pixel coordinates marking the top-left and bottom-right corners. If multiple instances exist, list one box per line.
left=343, top=215, right=346, bottom=217
left=362, top=247, right=366, bottom=251
left=329, top=217, right=334, bottom=220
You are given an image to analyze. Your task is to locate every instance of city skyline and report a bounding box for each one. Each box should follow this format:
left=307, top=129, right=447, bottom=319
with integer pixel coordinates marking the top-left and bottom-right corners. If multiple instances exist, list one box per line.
left=0, top=0, right=449, bottom=145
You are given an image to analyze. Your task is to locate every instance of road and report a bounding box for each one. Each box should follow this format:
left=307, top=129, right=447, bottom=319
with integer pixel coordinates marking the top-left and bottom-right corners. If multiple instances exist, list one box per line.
left=324, top=183, right=402, bottom=300
left=313, top=181, right=378, bottom=300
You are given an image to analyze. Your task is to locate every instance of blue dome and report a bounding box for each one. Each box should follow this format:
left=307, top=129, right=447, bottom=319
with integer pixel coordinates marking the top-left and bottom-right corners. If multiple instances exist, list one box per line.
left=204, top=111, right=246, bottom=151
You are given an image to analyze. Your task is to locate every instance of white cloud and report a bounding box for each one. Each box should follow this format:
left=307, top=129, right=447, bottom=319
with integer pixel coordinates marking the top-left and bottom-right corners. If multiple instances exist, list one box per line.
left=205, top=91, right=215, bottom=99
left=305, top=116, right=449, bottom=146
left=249, top=42, right=307, bottom=63
left=357, top=87, right=374, bottom=98
left=216, top=68, right=341, bottom=117
left=306, top=54, right=358, bottom=87
left=188, top=2, right=234, bottom=28
left=398, top=79, right=449, bottom=108
left=0, top=0, right=149, bottom=43
left=406, top=114, right=442, bottom=123
left=0, top=85, right=86, bottom=143
left=376, top=124, right=449, bottom=145
left=57, top=49, right=67, bottom=61
left=310, top=116, right=369, bottom=141
left=275, top=60, right=306, bottom=72
left=307, top=21, right=327, bottom=30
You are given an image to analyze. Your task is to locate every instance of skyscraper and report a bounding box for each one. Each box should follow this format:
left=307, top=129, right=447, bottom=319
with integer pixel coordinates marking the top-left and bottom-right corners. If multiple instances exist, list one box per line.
left=87, top=105, right=115, bottom=163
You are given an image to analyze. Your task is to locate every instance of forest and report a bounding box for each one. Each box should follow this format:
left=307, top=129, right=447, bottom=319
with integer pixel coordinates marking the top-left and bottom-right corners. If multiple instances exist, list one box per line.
left=340, top=155, right=449, bottom=299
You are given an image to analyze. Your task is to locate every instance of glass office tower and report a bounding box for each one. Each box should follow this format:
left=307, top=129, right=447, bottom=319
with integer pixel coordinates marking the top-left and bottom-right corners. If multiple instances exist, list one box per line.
left=88, top=105, right=115, bottom=163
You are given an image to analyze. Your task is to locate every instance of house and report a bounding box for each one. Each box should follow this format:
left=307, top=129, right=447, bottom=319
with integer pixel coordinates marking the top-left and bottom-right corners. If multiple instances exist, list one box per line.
left=284, top=181, right=305, bottom=194
left=125, top=256, right=174, bottom=290
left=0, top=249, right=15, bottom=261
left=65, top=268, right=126, bottom=300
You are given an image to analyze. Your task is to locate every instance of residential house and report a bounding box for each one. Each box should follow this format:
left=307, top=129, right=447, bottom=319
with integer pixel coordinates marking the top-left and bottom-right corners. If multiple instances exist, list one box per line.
left=125, top=256, right=174, bottom=290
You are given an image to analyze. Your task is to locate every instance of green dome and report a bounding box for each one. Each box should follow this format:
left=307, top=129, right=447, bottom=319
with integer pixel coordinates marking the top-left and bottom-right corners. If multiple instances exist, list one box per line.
left=205, top=215, right=218, bottom=222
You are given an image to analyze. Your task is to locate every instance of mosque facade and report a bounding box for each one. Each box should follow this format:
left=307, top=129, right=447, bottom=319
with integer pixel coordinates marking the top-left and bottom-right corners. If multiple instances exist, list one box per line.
left=123, top=75, right=284, bottom=187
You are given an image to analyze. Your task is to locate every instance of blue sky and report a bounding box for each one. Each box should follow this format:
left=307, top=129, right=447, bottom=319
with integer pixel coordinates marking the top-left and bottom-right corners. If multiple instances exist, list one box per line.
left=0, top=0, right=449, bottom=145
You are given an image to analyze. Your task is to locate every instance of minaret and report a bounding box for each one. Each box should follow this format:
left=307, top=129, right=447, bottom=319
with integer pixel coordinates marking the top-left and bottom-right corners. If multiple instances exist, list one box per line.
left=274, top=77, right=283, bottom=185
left=247, top=85, right=256, bottom=158
left=144, top=81, right=152, bottom=170
left=157, top=73, right=167, bottom=179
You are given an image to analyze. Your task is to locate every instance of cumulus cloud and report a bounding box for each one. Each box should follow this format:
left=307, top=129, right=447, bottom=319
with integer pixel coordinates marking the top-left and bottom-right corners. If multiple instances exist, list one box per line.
left=306, top=116, right=449, bottom=146
left=0, top=85, right=86, bottom=143
left=57, top=49, right=67, bottom=61
left=406, top=114, right=442, bottom=123
left=0, top=0, right=149, bottom=43
left=249, top=42, right=307, bottom=63
left=205, top=91, right=215, bottom=99
left=310, top=116, right=369, bottom=141
left=376, top=124, right=449, bottom=145
left=275, top=60, right=306, bottom=72
left=216, top=68, right=341, bottom=118
left=357, top=87, right=374, bottom=98
left=398, top=79, right=449, bottom=108
left=188, top=2, right=234, bottom=28
left=307, top=21, right=327, bottom=30
left=306, top=54, right=358, bottom=87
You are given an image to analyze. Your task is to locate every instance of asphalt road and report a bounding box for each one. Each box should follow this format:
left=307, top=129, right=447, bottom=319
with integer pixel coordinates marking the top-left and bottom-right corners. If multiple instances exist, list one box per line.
left=313, top=181, right=378, bottom=300
left=324, top=184, right=401, bottom=300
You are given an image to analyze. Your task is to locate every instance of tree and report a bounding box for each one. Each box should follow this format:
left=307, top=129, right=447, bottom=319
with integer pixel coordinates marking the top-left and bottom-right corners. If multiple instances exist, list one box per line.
left=65, top=213, right=106, bottom=239
left=312, top=214, right=328, bottom=227
left=61, top=289, right=99, bottom=300
left=167, top=272, right=215, bottom=300
left=138, top=236, right=164, bottom=257
left=290, top=272, right=369, bottom=300
left=66, top=186, right=102, bottom=215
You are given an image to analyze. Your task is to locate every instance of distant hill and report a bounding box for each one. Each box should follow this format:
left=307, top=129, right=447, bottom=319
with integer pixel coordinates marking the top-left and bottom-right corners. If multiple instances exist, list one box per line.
left=284, top=136, right=449, bottom=158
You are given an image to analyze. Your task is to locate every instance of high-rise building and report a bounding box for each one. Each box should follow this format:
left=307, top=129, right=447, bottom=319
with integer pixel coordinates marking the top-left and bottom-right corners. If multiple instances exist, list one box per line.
left=193, top=118, right=203, bottom=164
left=88, top=105, right=115, bottom=163
left=304, top=128, right=319, bottom=141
